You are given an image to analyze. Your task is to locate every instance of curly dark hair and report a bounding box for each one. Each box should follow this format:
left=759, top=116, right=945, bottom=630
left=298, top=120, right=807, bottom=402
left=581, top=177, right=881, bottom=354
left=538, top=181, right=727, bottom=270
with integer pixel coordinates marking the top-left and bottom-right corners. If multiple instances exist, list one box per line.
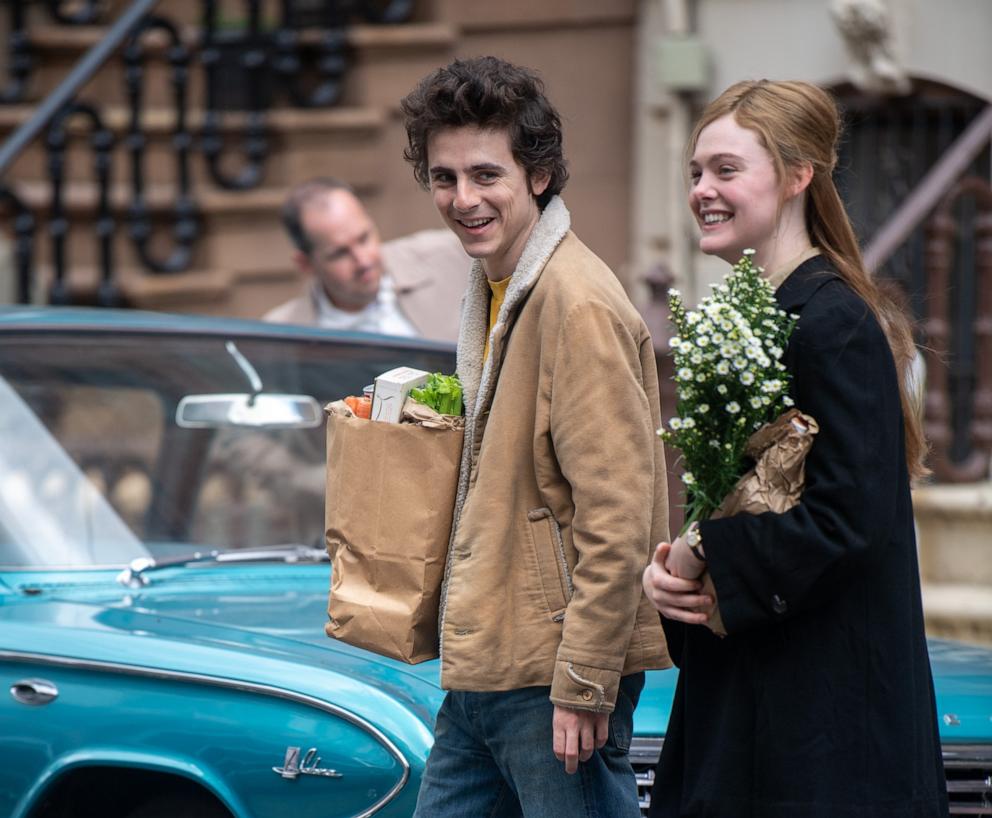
left=400, top=56, right=568, bottom=209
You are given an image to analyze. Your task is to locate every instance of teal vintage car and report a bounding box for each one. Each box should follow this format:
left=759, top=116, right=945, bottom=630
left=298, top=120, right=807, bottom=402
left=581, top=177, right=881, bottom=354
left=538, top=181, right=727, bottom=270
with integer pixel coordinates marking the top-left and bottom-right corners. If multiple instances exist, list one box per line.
left=0, top=309, right=989, bottom=818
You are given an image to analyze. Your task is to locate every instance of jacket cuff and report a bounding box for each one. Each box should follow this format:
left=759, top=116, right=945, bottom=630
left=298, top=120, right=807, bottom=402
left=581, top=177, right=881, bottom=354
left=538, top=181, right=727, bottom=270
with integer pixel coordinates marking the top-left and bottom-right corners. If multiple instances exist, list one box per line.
left=549, top=659, right=619, bottom=713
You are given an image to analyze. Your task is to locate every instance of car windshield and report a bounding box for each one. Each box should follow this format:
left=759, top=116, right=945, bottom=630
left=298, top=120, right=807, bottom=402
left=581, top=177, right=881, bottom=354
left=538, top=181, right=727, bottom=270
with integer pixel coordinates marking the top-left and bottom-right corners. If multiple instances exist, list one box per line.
left=0, top=327, right=455, bottom=569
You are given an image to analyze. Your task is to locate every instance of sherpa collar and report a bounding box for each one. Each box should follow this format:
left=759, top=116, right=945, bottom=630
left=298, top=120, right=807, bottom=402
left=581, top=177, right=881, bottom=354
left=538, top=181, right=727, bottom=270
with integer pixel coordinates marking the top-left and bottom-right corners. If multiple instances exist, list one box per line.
left=455, top=195, right=572, bottom=423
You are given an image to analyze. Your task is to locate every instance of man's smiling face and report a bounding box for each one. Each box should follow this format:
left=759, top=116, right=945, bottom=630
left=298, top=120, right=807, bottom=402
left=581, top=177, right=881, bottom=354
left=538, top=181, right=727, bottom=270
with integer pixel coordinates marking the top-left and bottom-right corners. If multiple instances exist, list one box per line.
left=427, top=125, right=549, bottom=281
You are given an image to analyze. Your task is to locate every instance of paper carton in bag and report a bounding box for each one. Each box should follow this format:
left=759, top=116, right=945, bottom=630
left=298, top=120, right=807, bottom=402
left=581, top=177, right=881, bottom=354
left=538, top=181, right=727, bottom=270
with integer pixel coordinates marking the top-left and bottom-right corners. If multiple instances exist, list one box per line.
left=324, top=402, right=463, bottom=663
left=371, top=366, right=429, bottom=423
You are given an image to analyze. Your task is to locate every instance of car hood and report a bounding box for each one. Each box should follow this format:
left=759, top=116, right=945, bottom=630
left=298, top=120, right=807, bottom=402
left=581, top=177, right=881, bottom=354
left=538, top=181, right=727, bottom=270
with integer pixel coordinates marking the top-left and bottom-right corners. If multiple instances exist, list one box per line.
left=928, top=638, right=992, bottom=741
left=0, top=564, right=446, bottom=736
left=1, top=562, right=679, bottom=738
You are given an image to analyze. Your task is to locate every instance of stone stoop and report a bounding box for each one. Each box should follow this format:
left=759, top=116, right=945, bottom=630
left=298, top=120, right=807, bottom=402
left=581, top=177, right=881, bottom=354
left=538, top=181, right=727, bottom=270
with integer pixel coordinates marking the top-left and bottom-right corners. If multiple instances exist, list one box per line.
left=914, top=481, right=992, bottom=646
left=4, top=16, right=458, bottom=317
left=6, top=2, right=642, bottom=317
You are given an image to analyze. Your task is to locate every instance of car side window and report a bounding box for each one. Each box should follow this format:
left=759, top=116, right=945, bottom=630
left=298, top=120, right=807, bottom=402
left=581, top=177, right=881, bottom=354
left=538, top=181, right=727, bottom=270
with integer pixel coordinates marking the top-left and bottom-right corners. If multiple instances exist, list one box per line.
left=56, top=386, right=163, bottom=535
left=195, top=426, right=326, bottom=550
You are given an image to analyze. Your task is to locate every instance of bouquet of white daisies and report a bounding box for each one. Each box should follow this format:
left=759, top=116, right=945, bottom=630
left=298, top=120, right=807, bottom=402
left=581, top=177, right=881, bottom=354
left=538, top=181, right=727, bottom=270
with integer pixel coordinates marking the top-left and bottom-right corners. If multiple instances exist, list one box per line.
left=660, top=250, right=800, bottom=528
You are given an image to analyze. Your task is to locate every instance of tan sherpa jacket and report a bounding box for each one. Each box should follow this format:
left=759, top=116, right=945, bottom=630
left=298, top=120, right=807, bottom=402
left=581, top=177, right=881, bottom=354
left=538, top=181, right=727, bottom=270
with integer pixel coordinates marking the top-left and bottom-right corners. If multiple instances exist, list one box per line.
left=439, top=197, right=672, bottom=713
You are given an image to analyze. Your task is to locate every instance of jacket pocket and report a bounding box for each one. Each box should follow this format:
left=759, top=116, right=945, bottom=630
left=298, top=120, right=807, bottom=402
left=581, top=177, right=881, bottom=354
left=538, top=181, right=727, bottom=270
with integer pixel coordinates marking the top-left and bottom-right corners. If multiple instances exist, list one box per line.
left=526, top=508, right=573, bottom=621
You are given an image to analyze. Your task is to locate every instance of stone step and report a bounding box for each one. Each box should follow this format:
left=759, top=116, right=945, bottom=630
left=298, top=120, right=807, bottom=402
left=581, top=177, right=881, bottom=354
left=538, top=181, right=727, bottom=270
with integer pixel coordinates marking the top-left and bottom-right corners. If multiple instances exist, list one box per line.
left=96, top=0, right=441, bottom=28
left=32, top=261, right=301, bottom=319
left=434, top=0, right=635, bottom=30
left=16, top=179, right=308, bottom=276
left=24, top=21, right=456, bottom=110
left=0, top=103, right=387, bottom=187
left=914, top=480, right=992, bottom=646
left=921, top=582, right=992, bottom=647
left=913, top=481, right=992, bottom=586
left=11, top=169, right=440, bottom=301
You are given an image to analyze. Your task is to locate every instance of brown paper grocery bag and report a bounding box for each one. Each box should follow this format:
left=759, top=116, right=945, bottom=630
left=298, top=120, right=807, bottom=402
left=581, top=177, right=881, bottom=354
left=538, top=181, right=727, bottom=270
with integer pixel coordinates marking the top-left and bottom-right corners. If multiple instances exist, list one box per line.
left=323, top=404, right=463, bottom=663
left=702, top=409, right=819, bottom=637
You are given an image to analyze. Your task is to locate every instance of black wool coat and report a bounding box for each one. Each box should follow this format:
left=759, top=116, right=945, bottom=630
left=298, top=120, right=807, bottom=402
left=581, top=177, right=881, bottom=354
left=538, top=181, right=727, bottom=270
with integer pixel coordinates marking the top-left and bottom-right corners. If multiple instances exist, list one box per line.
left=650, top=257, right=948, bottom=818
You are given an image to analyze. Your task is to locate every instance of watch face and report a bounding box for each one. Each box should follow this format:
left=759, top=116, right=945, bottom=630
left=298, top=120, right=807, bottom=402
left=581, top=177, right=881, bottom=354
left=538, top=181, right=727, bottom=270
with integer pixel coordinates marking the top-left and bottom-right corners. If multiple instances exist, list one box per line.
left=687, top=524, right=701, bottom=547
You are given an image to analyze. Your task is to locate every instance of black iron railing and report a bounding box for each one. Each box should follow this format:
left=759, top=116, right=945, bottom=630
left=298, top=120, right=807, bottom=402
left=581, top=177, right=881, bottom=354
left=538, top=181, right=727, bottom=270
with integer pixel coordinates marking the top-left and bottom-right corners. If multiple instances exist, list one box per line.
left=0, top=0, right=414, bottom=305
left=835, top=84, right=992, bottom=480
left=123, top=14, right=198, bottom=273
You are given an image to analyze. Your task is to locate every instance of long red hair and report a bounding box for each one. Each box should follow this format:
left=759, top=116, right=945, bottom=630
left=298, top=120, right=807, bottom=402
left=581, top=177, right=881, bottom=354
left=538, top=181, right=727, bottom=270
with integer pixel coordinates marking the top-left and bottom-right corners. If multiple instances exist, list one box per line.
left=688, top=80, right=928, bottom=479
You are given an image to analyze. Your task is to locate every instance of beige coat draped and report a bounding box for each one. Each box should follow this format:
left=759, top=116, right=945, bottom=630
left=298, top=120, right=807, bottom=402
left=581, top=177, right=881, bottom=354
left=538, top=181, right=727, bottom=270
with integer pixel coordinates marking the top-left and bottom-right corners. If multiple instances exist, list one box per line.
left=440, top=197, right=672, bottom=713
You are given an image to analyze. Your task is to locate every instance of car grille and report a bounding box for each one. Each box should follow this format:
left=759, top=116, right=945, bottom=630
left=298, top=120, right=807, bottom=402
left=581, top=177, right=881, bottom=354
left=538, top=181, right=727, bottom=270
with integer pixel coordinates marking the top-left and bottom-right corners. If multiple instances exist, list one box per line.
left=944, top=744, right=992, bottom=816
left=630, top=739, right=992, bottom=816
left=630, top=737, right=663, bottom=815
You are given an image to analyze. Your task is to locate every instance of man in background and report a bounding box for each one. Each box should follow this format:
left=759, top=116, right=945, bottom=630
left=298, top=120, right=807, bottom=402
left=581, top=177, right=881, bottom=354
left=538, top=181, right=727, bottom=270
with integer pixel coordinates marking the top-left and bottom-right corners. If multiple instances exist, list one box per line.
left=264, top=177, right=469, bottom=342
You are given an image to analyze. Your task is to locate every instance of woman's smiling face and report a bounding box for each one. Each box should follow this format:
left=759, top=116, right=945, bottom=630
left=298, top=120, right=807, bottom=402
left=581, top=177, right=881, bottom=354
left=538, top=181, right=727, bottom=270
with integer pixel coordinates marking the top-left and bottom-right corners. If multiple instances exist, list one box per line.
left=688, top=114, right=784, bottom=266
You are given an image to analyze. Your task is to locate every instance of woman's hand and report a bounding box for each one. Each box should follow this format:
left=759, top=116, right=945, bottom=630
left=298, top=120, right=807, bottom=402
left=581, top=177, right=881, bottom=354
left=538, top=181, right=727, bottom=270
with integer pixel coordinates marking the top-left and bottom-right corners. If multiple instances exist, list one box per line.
left=642, top=542, right=715, bottom=625
left=666, top=531, right=707, bottom=581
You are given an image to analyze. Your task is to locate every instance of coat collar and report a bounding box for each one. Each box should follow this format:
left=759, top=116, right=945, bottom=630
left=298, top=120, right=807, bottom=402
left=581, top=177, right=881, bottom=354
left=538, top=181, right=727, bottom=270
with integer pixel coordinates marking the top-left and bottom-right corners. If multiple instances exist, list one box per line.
left=455, top=196, right=571, bottom=420
left=774, top=254, right=840, bottom=311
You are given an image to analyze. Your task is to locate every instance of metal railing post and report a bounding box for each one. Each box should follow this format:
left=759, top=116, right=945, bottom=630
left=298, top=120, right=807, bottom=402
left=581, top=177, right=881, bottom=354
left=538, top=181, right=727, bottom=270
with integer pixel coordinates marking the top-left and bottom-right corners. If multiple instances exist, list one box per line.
left=0, top=0, right=160, bottom=178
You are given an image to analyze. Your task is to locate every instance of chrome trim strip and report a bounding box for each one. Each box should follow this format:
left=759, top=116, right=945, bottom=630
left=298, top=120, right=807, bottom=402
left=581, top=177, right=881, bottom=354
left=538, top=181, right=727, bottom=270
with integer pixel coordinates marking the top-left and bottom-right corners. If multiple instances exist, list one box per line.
left=629, top=736, right=664, bottom=766
left=0, top=650, right=410, bottom=818
left=943, top=744, right=992, bottom=764
left=628, top=737, right=992, bottom=768
left=1, top=563, right=141, bottom=571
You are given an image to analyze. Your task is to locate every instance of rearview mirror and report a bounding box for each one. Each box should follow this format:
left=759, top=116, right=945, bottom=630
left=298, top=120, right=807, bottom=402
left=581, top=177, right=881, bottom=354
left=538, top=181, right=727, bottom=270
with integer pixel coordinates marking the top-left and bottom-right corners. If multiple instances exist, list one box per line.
left=176, top=394, right=323, bottom=429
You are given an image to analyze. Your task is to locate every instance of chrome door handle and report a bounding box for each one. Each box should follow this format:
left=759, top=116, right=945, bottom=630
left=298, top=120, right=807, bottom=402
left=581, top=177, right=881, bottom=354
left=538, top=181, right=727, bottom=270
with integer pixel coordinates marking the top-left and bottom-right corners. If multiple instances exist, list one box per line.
left=10, top=678, right=59, bottom=705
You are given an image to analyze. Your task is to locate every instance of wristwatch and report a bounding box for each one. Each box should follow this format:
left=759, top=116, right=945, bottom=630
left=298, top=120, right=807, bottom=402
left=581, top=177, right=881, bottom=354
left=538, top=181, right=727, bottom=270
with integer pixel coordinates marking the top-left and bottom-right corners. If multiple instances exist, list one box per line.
left=686, top=522, right=706, bottom=562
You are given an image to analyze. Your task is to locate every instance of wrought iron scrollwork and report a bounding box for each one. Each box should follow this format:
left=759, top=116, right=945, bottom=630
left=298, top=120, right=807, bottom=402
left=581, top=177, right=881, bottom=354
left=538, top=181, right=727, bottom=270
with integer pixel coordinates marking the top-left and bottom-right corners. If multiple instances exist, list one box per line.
left=274, top=0, right=347, bottom=109
left=123, top=15, right=198, bottom=273
left=46, top=0, right=104, bottom=26
left=1, top=1, right=32, bottom=104
left=0, top=185, right=36, bottom=304
left=923, top=176, right=992, bottom=481
left=356, top=0, right=415, bottom=24
left=201, top=0, right=268, bottom=190
left=46, top=102, right=120, bottom=306
left=1, top=0, right=422, bottom=305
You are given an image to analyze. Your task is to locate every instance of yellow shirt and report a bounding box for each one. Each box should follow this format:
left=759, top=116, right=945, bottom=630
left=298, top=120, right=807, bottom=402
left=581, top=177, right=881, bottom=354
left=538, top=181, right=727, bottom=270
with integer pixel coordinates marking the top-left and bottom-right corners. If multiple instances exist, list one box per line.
left=483, top=275, right=512, bottom=363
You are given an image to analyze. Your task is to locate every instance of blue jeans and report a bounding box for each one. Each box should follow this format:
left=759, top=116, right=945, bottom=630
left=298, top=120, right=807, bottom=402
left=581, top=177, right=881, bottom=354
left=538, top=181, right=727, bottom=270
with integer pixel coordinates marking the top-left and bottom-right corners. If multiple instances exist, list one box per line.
left=413, top=672, right=644, bottom=818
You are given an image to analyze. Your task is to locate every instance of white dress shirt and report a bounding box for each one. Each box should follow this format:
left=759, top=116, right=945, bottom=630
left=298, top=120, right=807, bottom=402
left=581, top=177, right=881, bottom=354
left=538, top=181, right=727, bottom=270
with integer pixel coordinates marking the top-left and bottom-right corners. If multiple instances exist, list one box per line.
left=311, top=274, right=418, bottom=337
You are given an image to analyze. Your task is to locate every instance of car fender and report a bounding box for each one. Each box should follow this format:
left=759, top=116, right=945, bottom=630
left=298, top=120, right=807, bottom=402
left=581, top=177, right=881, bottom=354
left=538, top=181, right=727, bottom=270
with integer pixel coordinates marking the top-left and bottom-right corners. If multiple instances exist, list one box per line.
left=11, top=747, right=247, bottom=818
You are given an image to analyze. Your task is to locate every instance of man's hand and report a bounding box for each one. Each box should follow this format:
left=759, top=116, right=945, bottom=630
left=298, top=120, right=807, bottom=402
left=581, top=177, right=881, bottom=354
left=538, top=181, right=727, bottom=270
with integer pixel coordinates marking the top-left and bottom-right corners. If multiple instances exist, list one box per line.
left=552, top=705, right=609, bottom=774
left=642, top=542, right=714, bottom=625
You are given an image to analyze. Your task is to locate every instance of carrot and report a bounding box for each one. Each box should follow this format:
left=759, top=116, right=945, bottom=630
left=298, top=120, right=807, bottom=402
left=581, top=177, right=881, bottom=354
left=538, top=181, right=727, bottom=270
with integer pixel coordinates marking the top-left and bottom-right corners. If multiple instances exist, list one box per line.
left=344, top=395, right=371, bottom=419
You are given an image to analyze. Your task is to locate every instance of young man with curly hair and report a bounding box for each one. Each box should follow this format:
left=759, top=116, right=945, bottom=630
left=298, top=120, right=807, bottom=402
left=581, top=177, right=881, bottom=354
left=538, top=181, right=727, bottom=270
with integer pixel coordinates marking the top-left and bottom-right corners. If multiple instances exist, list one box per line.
left=400, top=56, right=671, bottom=817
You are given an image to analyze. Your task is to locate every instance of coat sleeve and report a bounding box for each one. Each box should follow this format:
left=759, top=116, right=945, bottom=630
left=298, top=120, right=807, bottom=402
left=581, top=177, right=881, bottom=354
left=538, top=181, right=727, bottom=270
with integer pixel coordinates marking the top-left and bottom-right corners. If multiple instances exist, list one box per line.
left=701, top=282, right=906, bottom=635
left=547, top=300, right=658, bottom=712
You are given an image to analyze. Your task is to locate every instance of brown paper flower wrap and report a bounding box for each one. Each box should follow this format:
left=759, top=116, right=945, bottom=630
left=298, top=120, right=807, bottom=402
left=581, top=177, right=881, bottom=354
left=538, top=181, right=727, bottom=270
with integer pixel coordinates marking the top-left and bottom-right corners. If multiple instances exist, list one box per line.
left=700, top=408, right=819, bottom=637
